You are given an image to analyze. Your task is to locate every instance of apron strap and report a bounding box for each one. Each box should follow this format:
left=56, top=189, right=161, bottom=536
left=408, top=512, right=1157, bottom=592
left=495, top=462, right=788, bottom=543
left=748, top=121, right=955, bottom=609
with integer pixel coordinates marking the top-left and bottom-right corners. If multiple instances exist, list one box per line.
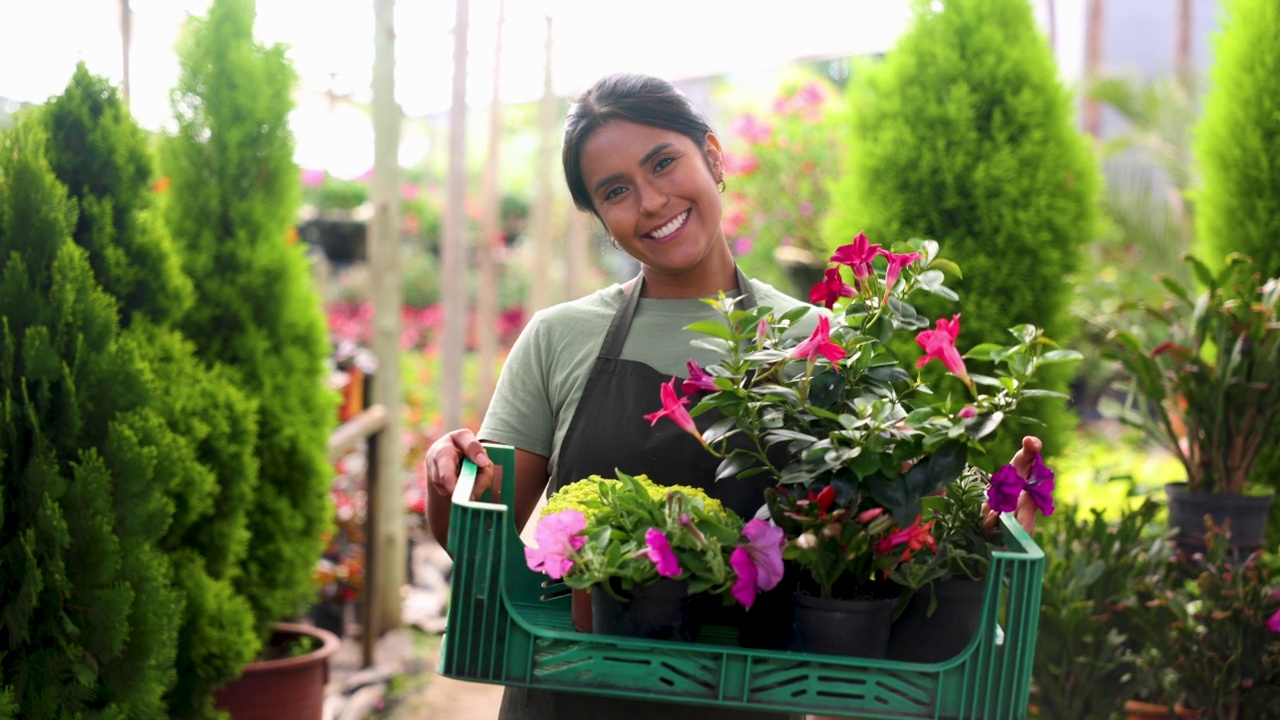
left=600, top=266, right=757, bottom=360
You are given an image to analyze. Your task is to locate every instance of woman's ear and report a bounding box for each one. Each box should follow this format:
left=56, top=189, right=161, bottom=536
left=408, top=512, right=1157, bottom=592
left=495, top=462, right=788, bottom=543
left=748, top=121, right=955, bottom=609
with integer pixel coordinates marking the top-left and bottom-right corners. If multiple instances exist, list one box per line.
left=703, top=131, right=725, bottom=181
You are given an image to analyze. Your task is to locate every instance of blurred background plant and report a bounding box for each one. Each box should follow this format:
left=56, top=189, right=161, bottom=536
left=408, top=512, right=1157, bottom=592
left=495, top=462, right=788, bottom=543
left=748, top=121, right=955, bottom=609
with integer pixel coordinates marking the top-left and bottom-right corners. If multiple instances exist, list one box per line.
left=720, top=71, right=844, bottom=297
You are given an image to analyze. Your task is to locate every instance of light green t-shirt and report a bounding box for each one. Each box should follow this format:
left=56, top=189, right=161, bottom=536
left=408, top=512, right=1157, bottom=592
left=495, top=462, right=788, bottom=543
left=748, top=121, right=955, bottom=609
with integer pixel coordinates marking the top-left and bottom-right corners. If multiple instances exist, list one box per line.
left=478, top=279, right=817, bottom=481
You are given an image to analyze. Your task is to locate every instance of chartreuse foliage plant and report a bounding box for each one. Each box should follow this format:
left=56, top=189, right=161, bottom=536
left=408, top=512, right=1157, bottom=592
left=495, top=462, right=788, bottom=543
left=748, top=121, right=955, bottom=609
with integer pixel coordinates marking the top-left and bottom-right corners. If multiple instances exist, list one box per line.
left=40, top=64, right=261, bottom=718
left=161, top=0, right=335, bottom=639
left=824, top=0, right=1099, bottom=464
left=0, top=116, right=182, bottom=718
left=1192, top=0, right=1280, bottom=545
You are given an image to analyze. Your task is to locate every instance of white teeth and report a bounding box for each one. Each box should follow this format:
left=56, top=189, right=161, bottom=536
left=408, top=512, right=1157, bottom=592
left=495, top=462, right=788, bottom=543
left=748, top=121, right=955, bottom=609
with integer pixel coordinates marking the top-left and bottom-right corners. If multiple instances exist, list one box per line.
left=648, top=210, right=689, bottom=240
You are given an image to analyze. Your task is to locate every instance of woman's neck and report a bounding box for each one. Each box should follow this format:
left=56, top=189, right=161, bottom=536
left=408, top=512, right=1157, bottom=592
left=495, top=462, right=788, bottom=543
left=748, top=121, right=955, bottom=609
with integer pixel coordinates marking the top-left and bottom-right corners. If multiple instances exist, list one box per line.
left=637, top=250, right=739, bottom=299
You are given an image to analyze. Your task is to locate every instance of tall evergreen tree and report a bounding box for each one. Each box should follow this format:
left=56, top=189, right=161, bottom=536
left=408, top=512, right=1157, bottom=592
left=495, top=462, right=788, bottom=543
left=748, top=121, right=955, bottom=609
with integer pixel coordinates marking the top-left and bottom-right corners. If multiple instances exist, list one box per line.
left=160, top=0, right=335, bottom=636
left=0, top=115, right=180, bottom=719
left=40, top=65, right=259, bottom=718
left=823, top=0, right=1099, bottom=463
left=1192, top=0, right=1280, bottom=542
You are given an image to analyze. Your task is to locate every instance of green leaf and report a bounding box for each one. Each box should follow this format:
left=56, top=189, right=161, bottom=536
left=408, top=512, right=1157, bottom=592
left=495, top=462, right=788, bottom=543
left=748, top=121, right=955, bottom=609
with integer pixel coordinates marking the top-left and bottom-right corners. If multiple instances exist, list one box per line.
left=928, top=257, right=962, bottom=279
left=684, top=320, right=735, bottom=341
left=715, top=453, right=758, bottom=481
left=1040, top=349, right=1084, bottom=364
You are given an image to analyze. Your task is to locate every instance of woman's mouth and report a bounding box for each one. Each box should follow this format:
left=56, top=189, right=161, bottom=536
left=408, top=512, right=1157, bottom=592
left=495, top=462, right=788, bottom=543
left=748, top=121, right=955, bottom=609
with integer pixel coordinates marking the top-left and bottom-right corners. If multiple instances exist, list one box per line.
left=645, top=210, right=690, bottom=241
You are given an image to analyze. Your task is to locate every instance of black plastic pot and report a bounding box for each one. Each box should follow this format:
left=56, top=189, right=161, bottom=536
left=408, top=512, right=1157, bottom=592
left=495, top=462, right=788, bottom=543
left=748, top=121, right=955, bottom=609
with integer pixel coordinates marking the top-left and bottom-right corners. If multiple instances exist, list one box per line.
left=1166, top=482, right=1275, bottom=560
left=887, top=578, right=985, bottom=663
left=788, top=591, right=897, bottom=658
left=591, top=578, right=700, bottom=642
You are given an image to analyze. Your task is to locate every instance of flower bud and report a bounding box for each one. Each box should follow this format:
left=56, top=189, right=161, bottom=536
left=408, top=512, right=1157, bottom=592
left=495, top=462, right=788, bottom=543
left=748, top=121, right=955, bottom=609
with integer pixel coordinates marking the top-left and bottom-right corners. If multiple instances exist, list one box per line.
left=822, top=522, right=841, bottom=538
left=795, top=532, right=818, bottom=550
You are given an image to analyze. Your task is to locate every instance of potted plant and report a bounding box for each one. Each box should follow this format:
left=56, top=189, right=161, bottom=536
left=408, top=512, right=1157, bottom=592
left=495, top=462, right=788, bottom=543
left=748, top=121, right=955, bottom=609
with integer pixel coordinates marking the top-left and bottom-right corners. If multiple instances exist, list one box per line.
left=524, top=471, right=785, bottom=642
left=1103, top=252, right=1280, bottom=557
left=1124, top=530, right=1280, bottom=719
left=647, top=232, right=1078, bottom=658
left=883, top=463, right=1053, bottom=662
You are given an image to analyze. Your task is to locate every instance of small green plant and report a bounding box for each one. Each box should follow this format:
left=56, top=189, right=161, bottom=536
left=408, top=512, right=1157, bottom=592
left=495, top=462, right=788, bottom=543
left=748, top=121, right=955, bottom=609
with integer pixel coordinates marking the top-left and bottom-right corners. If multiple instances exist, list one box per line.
left=1030, top=496, right=1173, bottom=720
left=1127, top=530, right=1280, bottom=718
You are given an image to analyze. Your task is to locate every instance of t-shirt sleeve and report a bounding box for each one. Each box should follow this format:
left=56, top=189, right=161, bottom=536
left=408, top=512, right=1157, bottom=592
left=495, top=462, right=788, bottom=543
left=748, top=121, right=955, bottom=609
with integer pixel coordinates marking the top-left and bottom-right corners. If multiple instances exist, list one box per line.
left=478, top=312, right=556, bottom=457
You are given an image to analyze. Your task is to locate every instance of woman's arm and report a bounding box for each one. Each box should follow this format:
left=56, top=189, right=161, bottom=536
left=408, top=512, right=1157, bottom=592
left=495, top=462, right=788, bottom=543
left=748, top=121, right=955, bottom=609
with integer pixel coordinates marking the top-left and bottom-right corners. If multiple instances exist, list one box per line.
left=424, top=428, right=551, bottom=554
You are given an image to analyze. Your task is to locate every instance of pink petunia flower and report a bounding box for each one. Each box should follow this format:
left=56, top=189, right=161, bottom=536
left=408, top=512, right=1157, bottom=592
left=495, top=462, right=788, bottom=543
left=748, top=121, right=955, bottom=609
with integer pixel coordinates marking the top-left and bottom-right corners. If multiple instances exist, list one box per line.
left=644, top=378, right=703, bottom=442
left=730, top=519, right=786, bottom=609
left=958, top=405, right=978, bottom=419
left=644, top=528, right=683, bottom=578
left=790, top=315, right=846, bottom=365
left=916, top=314, right=972, bottom=389
left=1268, top=608, right=1280, bottom=634
left=524, top=509, right=587, bottom=580
left=809, top=267, right=855, bottom=309
left=681, top=360, right=719, bottom=395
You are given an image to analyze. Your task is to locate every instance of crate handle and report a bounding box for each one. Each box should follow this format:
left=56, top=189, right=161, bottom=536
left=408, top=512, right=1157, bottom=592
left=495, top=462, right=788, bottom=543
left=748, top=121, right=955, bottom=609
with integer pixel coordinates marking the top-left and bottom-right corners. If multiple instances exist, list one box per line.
left=454, top=458, right=508, bottom=512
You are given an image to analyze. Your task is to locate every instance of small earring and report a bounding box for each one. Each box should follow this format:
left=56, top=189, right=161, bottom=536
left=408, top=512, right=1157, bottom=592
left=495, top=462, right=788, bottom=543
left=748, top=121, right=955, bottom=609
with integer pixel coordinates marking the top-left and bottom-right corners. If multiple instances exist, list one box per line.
left=717, top=178, right=726, bottom=193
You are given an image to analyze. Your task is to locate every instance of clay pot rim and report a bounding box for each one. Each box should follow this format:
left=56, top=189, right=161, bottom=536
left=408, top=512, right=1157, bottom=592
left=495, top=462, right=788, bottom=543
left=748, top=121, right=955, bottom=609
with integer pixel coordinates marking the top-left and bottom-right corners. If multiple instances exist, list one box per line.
left=242, top=621, right=341, bottom=674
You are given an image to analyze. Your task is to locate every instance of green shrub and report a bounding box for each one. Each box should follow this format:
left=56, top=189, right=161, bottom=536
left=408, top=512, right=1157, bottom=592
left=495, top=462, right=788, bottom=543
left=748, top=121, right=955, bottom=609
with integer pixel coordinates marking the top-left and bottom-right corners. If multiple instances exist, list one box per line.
left=0, top=114, right=181, bottom=719
left=824, top=0, right=1099, bottom=464
left=40, top=64, right=260, bottom=718
left=1192, top=0, right=1280, bottom=548
left=161, top=0, right=336, bottom=639
left=1030, top=497, right=1171, bottom=719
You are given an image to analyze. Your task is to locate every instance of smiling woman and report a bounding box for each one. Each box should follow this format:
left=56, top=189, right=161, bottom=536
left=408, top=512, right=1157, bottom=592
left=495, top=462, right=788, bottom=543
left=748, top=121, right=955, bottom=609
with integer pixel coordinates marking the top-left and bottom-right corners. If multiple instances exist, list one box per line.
left=425, top=72, right=816, bottom=720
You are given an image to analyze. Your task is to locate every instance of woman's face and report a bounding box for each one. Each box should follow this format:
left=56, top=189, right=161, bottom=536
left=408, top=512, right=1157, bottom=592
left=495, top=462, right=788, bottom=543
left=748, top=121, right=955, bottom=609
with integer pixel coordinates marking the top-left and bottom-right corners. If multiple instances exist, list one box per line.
left=578, top=119, right=728, bottom=281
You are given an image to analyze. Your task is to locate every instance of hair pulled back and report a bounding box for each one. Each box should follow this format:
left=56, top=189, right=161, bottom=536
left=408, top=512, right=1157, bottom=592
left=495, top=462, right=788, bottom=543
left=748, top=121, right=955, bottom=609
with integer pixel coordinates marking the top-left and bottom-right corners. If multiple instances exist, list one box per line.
left=562, top=73, right=713, bottom=216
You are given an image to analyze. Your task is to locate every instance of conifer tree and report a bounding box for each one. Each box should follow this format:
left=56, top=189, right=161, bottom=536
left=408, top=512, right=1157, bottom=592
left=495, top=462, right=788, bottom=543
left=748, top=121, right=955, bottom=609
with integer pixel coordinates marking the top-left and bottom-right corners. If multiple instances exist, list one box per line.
left=161, top=0, right=335, bottom=635
left=824, top=0, right=1098, bottom=462
left=1192, top=0, right=1280, bottom=542
left=40, top=65, right=260, bottom=718
left=0, top=115, right=180, bottom=719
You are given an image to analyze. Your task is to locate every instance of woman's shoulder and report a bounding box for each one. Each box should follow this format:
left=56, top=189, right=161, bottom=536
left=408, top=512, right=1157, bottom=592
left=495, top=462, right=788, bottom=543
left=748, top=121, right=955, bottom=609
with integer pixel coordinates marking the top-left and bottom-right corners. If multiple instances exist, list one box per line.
left=527, top=284, right=625, bottom=329
left=747, top=278, right=823, bottom=334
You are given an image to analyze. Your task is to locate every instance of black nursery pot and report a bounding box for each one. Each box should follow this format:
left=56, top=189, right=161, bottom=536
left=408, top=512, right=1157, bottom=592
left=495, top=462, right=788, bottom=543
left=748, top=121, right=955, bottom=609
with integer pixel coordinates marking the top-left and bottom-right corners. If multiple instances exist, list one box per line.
left=591, top=578, right=700, bottom=642
left=788, top=589, right=898, bottom=659
left=887, top=578, right=986, bottom=663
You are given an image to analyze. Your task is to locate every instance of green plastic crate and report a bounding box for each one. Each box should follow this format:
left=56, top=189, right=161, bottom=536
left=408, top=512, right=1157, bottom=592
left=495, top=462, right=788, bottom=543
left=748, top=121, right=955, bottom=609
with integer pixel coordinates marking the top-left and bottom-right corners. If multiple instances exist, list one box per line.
left=440, top=444, right=1045, bottom=719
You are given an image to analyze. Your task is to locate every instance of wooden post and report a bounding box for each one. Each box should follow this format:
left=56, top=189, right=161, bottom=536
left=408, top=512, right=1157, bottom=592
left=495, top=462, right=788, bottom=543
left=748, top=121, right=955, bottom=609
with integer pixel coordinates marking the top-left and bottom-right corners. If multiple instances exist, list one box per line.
left=477, top=0, right=505, bottom=416
left=369, top=0, right=405, bottom=648
left=528, top=16, right=557, bottom=312
left=441, top=0, right=469, bottom=431
left=1082, top=0, right=1106, bottom=137
left=119, top=0, right=132, bottom=107
left=565, top=205, right=590, bottom=300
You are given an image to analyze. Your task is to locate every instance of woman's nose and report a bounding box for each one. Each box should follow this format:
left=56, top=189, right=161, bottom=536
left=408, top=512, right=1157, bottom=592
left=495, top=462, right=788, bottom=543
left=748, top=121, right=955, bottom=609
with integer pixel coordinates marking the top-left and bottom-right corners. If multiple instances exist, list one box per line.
left=635, top=180, right=667, bottom=216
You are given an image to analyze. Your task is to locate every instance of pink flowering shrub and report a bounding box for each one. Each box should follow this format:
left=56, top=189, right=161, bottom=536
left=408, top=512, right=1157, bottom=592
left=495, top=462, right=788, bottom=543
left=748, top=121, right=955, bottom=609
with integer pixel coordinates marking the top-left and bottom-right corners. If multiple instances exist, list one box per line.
left=721, top=76, right=843, bottom=295
left=525, top=471, right=784, bottom=608
left=650, top=233, right=1076, bottom=597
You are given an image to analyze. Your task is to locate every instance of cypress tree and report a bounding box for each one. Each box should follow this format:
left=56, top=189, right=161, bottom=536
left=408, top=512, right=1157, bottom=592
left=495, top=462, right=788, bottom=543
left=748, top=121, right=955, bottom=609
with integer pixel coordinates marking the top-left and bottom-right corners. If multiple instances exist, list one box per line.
left=161, top=0, right=336, bottom=635
left=0, top=115, right=180, bottom=718
left=40, top=65, right=259, bottom=718
left=1192, top=0, right=1280, bottom=542
left=824, top=0, right=1099, bottom=463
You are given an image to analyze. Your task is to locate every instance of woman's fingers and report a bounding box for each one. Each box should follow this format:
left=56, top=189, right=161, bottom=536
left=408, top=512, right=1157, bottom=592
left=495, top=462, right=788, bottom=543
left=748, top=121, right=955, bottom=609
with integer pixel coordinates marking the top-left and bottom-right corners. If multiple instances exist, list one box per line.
left=1010, top=435, right=1043, bottom=477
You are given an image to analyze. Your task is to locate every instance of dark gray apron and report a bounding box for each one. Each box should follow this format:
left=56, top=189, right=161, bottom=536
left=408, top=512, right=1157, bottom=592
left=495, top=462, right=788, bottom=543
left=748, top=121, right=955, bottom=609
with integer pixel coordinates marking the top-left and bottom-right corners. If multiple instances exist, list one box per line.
left=499, top=268, right=797, bottom=719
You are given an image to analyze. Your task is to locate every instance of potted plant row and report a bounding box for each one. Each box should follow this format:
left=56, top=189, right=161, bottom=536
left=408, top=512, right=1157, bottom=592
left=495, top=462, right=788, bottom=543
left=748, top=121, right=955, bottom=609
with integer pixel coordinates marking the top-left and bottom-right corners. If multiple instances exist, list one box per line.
left=524, top=233, right=1075, bottom=661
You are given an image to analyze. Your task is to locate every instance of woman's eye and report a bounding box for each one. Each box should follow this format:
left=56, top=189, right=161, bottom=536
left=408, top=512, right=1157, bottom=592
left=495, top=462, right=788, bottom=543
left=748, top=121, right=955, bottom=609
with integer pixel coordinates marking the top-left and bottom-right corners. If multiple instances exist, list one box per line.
left=654, top=157, right=675, bottom=172
left=603, top=186, right=626, bottom=201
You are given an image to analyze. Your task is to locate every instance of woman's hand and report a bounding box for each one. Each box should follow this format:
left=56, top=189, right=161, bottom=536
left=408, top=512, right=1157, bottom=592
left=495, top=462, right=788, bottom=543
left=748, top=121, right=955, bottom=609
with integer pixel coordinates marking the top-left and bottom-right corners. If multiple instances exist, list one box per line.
left=981, top=435, right=1044, bottom=537
left=424, top=428, right=495, bottom=551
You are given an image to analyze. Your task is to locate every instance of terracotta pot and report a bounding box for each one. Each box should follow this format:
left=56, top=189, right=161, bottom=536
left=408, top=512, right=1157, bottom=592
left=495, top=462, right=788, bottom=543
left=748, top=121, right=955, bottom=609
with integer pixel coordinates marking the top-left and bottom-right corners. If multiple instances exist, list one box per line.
left=214, top=622, right=341, bottom=720
left=1122, top=700, right=1202, bottom=719
left=571, top=587, right=593, bottom=632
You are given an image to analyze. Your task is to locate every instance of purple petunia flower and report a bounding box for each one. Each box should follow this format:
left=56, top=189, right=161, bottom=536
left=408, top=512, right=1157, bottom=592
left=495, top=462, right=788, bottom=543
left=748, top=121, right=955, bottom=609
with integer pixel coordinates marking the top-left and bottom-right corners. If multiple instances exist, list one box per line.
left=1268, top=608, right=1280, bottom=634
left=987, top=465, right=1024, bottom=514
left=644, top=528, right=683, bottom=578
left=1024, top=455, right=1056, bottom=516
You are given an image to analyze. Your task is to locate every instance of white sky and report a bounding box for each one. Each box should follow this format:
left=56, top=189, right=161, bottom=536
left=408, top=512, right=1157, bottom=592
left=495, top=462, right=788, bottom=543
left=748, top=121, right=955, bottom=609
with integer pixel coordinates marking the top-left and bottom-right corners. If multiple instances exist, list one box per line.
left=0, top=0, right=1081, bottom=176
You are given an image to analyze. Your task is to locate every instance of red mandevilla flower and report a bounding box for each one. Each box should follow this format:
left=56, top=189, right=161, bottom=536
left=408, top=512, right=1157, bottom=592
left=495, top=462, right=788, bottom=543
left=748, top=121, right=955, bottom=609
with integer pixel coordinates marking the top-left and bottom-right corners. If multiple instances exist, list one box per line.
left=644, top=378, right=703, bottom=443
left=810, top=267, right=855, bottom=309
left=916, top=313, right=972, bottom=390
left=790, top=315, right=846, bottom=365
left=681, top=360, right=719, bottom=395
left=830, top=231, right=882, bottom=282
